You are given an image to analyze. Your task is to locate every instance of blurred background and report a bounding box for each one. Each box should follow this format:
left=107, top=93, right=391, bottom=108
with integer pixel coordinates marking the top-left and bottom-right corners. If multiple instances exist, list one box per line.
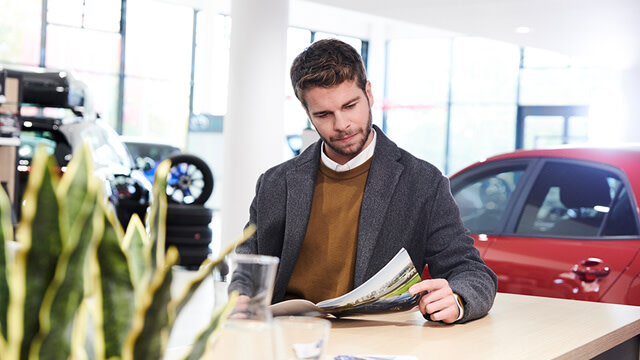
left=2, top=0, right=638, bottom=250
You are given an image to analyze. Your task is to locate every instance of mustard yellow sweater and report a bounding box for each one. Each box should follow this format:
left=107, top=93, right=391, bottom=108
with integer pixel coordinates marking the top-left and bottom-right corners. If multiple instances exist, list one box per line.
left=286, top=158, right=373, bottom=303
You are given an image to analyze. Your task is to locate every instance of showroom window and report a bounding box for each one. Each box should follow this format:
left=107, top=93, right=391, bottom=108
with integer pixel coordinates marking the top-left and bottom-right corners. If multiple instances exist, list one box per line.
left=192, top=13, right=232, bottom=119
left=384, top=37, right=601, bottom=175
left=385, top=37, right=520, bottom=173
left=2, top=0, right=195, bottom=143
left=1, top=2, right=605, bottom=170
left=123, top=0, right=194, bottom=144
left=448, top=37, right=520, bottom=173
left=0, top=0, right=42, bottom=66
left=385, top=38, right=452, bottom=172
left=516, top=47, right=596, bottom=151
left=44, top=0, right=122, bottom=131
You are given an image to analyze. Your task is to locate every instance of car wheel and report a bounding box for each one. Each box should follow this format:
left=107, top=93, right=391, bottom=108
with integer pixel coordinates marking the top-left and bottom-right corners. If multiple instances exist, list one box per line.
left=166, top=154, right=214, bottom=205
left=166, top=204, right=213, bottom=226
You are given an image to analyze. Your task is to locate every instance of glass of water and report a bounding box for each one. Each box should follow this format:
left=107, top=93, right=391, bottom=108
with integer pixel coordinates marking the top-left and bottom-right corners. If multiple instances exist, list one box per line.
left=273, top=316, right=331, bottom=360
left=207, top=254, right=280, bottom=359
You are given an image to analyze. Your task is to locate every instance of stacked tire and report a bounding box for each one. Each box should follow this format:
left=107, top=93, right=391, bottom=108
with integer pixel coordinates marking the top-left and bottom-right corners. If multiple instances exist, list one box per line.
left=164, top=154, right=215, bottom=270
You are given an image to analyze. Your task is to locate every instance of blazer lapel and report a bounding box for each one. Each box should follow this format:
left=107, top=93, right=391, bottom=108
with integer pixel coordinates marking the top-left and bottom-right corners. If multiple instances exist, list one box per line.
left=277, top=141, right=321, bottom=292
left=353, top=127, right=403, bottom=286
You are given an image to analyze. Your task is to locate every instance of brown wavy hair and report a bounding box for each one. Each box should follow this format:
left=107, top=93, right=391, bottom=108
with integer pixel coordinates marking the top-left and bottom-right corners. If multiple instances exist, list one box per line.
left=290, top=39, right=368, bottom=109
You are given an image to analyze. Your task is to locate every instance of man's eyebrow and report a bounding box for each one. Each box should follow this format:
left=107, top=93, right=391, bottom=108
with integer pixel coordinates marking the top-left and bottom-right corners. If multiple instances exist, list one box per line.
left=310, top=95, right=362, bottom=117
left=311, top=109, right=330, bottom=116
left=342, top=95, right=361, bottom=107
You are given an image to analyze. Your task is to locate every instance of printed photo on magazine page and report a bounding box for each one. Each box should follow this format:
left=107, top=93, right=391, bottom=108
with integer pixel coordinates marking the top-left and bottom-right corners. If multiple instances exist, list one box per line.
left=270, top=248, right=422, bottom=317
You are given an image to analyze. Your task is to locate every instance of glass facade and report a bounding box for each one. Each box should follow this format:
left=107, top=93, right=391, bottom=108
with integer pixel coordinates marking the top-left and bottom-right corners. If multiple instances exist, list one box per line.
left=0, top=0, right=42, bottom=65
left=0, top=0, right=607, bottom=174
left=123, top=0, right=193, bottom=143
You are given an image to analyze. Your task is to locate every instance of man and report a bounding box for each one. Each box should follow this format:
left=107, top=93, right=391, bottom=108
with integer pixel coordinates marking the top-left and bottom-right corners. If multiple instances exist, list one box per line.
left=228, top=39, right=497, bottom=323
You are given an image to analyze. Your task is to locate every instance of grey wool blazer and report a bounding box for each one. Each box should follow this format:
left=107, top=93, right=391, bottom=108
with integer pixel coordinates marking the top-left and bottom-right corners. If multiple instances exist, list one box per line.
left=228, top=125, right=497, bottom=323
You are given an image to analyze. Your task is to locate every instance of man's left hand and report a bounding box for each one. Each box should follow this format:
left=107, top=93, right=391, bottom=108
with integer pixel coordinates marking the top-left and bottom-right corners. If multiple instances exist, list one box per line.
left=409, top=278, right=460, bottom=323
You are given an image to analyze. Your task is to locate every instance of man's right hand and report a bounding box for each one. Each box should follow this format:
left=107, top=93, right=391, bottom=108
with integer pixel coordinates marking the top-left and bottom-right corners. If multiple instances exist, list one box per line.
left=229, top=294, right=251, bottom=319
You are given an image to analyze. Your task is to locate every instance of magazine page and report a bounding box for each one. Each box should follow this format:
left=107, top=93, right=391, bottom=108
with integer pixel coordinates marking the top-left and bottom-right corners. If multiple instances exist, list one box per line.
left=317, top=248, right=421, bottom=317
left=270, top=299, right=325, bottom=317
left=270, top=248, right=421, bottom=317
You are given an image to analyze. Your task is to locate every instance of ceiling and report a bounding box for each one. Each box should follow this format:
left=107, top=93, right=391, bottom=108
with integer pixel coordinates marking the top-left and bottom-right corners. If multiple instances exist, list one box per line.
left=304, top=0, right=640, bottom=68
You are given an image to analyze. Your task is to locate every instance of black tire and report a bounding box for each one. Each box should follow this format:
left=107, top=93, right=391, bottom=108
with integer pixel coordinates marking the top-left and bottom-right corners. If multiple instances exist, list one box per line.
left=166, top=154, right=214, bottom=205
left=168, top=244, right=211, bottom=268
left=167, top=238, right=210, bottom=248
left=167, top=225, right=212, bottom=240
left=166, top=225, right=212, bottom=246
left=166, top=204, right=213, bottom=226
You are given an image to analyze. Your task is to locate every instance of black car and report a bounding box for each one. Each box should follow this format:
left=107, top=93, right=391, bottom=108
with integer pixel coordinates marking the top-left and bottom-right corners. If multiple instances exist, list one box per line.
left=7, top=65, right=152, bottom=228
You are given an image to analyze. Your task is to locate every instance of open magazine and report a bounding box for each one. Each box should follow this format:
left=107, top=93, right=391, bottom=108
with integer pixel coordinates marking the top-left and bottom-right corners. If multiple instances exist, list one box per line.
left=270, top=248, right=422, bottom=317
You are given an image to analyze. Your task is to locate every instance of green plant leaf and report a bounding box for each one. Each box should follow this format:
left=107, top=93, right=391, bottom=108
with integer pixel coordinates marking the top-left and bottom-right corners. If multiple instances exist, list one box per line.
left=121, top=247, right=179, bottom=360
left=121, top=213, right=151, bottom=292
left=148, top=159, right=171, bottom=271
left=57, top=142, right=93, bottom=233
left=94, top=206, right=135, bottom=360
left=70, top=298, right=91, bottom=360
left=7, top=147, right=62, bottom=360
left=181, top=292, right=239, bottom=360
left=28, top=172, right=102, bottom=360
left=0, top=184, right=13, bottom=352
left=170, top=225, right=255, bottom=317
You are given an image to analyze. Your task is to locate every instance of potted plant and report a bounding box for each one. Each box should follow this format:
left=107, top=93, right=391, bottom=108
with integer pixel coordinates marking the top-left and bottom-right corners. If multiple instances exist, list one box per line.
left=0, top=143, right=250, bottom=360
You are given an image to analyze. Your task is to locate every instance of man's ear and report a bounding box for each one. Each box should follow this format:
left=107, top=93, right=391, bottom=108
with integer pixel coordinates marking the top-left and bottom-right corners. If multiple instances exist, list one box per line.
left=365, top=81, right=374, bottom=107
left=302, top=103, right=314, bottom=126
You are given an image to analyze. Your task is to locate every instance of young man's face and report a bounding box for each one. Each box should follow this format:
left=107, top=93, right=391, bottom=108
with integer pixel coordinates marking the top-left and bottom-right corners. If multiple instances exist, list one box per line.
left=303, top=80, right=374, bottom=165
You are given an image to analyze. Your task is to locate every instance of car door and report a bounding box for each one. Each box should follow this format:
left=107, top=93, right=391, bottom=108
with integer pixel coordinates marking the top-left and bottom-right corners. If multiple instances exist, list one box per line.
left=480, top=159, right=640, bottom=303
left=451, top=159, right=533, bottom=257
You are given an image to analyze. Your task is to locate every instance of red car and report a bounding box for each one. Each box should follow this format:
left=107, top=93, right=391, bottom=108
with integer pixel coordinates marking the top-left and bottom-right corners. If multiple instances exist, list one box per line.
left=449, top=145, right=640, bottom=306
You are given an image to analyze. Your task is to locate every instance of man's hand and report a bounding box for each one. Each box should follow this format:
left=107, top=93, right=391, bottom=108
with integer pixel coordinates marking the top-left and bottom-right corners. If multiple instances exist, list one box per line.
left=409, top=278, right=461, bottom=324
left=229, top=294, right=251, bottom=319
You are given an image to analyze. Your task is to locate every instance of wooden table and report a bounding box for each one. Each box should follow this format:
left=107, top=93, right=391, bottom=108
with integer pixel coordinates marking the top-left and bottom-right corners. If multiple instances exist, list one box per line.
left=166, top=290, right=640, bottom=360
left=326, top=292, right=640, bottom=360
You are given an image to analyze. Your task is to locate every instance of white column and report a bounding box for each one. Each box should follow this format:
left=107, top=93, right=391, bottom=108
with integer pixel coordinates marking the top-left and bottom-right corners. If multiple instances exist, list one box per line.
left=220, top=0, right=290, bottom=251
left=621, top=65, right=640, bottom=143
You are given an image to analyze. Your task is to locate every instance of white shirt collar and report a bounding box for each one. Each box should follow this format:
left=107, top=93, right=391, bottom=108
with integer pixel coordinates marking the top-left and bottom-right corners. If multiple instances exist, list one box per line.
left=320, top=130, right=376, bottom=172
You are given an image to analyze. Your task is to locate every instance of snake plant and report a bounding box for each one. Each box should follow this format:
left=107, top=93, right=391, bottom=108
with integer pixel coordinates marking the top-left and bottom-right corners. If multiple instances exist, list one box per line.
left=0, top=143, right=250, bottom=360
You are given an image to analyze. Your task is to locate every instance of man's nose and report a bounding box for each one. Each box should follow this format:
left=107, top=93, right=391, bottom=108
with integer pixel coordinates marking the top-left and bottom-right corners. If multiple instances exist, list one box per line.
left=333, top=111, right=350, bottom=131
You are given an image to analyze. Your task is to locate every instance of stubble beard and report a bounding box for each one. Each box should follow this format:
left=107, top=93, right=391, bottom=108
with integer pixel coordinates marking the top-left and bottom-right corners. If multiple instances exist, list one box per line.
left=320, top=110, right=373, bottom=158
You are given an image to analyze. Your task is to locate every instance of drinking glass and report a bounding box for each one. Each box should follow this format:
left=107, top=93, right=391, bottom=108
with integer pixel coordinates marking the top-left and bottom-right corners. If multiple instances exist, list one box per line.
left=207, top=254, right=279, bottom=359
left=273, top=316, right=331, bottom=360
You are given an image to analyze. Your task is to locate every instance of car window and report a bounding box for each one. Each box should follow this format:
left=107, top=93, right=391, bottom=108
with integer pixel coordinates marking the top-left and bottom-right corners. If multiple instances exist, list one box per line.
left=453, top=169, right=525, bottom=233
left=127, top=142, right=180, bottom=163
left=602, top=186, right=640, bottom=236
left=82, top=122, right=132, bottom=169
left=515, top=161, right=639, bottom=237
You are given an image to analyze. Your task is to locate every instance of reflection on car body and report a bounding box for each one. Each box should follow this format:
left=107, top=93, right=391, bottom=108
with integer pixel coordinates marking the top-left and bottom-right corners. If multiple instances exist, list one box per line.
left=450, top=145, right=640, bottom=305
